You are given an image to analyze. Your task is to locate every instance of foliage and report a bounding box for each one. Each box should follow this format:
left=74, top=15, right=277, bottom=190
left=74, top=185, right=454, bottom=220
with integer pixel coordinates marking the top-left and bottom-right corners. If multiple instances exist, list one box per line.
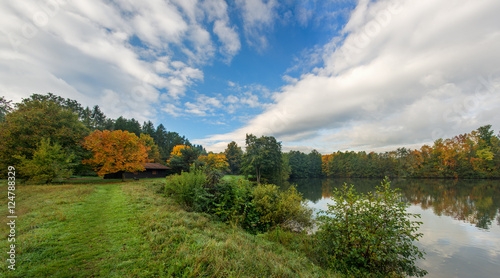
left=155, top=124, right=193, bottom=161
left=163, top=169, right=207, bottom=208
left=0, top=180, right=335, bottom=277
left=15, top=138, right=74, bottom=183
left=167, top=145, right=200, bottom=174
left=315, top=178, right=427, bottom=277
left=287, top=150, right=323, bottom=179
left=197, top=153, right=229, bottom=172
left=0, top=96, right=12, bottom=122
left=252, top=183, right=313, bottom=231
left=224, top=141, right=243, bottom=174
left=139, top=133, right=162, bottom=163
left=163, top=170, right=313, bottom=234
left=82, top=130, right=150, bottom=180
left=242, top=134, right=284, bottom=184
left=321, top=125, right=500, bottom=179
left=210, top=179, right=261, bottom=232
left=0, top=96, right=89, bottom=177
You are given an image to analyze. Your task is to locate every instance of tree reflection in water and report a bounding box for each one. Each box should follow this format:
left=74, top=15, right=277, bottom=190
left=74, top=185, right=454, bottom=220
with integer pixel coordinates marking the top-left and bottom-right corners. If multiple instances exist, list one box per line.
left=292, top=178, right=500, bottom=230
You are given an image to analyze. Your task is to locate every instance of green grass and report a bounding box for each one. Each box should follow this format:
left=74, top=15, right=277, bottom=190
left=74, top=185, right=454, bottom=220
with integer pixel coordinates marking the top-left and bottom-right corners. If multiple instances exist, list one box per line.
left=0, top=179, right=336, bottom=277
left=221, top=175, right=245, bottom=182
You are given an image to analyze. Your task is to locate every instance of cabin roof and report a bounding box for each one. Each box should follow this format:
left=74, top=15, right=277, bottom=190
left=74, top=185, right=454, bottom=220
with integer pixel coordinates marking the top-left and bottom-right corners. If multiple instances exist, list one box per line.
left=142, top=163, right=171, bottom=170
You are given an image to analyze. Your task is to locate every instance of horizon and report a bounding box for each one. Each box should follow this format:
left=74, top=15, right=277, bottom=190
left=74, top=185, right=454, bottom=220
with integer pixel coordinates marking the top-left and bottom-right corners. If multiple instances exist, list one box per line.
left=1, top=0, right=499, bottom=154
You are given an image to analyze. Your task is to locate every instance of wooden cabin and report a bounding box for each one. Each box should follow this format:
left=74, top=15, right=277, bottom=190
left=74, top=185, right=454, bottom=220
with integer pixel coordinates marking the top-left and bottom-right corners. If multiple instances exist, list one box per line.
left=104, top=163, right=171, bottom=179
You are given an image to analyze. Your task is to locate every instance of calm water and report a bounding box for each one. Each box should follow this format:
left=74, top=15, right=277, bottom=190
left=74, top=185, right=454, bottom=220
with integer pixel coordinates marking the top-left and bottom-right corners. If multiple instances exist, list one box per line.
left=292, top=178, right=500, bottom=278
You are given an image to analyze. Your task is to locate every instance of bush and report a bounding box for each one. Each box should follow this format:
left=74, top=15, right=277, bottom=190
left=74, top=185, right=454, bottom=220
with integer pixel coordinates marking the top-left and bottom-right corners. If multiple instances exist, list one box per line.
left=252, top=184, right=313, bottom=231
left=314, top=178, right=427, bottom=277
left=210, top=179, right=261, bottom=233
left=164, top=170, right=207, bottom=208
left=163, top=171, right=313, bottom=234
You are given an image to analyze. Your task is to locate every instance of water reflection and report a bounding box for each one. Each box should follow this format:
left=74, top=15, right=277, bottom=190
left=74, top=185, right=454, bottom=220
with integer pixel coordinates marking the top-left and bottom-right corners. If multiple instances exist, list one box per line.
left=292, top=178, right=500, bottom=230
left=292, top=178, right=500, bottom=278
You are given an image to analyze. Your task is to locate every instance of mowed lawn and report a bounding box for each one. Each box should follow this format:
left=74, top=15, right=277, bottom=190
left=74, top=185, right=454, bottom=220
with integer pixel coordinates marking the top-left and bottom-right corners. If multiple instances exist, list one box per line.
left=0, top=179, right=336, bottom=278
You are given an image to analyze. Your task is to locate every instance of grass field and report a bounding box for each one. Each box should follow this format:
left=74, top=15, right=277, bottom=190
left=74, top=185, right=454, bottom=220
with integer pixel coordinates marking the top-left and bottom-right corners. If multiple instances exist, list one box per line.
left=0, top=179, right=336, bottom=277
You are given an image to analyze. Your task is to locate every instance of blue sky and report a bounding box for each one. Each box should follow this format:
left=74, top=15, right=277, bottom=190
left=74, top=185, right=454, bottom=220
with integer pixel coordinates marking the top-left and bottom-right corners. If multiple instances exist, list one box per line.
left=1, top=0, right=499, bottom=153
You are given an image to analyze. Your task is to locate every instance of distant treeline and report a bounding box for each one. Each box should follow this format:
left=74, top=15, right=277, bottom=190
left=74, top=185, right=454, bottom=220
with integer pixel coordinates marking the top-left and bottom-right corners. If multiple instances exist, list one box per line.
left=320, top=125, right=500, bottom=179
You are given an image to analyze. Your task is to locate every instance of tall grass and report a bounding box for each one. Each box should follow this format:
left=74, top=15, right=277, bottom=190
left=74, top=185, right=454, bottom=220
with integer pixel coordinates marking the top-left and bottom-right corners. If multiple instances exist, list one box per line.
left=0, top=179, right=337, bottom=277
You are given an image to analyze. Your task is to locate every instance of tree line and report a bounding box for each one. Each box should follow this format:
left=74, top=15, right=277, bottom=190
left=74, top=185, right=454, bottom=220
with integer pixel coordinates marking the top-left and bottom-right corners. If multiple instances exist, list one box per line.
left=1, top=93, right=498, bottom=182
left=0, top=93, right=204, bottom=182
left=321, top=125, right=500, bottom=179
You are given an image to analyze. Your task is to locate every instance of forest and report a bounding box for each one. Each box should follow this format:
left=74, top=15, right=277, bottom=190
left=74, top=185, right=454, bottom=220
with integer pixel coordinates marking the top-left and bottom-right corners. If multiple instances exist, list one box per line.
left=1, top=93, right=499, bottom=182
left=320, top=125, right=500, bottom=179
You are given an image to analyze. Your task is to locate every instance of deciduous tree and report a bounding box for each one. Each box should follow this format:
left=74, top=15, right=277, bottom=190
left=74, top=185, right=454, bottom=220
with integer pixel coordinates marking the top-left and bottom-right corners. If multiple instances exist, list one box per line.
left=198, top=153, right=229, bottom=172
left=242, top=134, right=283, bottom=184
left=15, top=138, right=74, bottom=184
left=167, top=145, right=200, bottom=174
left=82, top=130, right=150, bottom=181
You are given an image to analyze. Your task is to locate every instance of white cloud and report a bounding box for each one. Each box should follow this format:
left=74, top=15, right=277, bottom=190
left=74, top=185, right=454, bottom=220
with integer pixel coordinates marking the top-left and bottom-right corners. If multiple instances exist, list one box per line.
left=201, top=0, right=500, bottom=153
left=0, top=0, right=239, bottom=122
left=184, top=94, right=222, bottom=116
left=213, top=20, right=241, bottom=62
left=236, top=0, right=277, bottom=50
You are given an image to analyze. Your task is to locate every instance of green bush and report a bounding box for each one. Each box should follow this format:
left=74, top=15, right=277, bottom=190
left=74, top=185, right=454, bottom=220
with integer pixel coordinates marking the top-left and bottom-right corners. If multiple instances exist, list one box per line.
left=210, top=179, right=261, bottom=233
left=164, top=171, right=313, bottom=234
left=164, top=170, right=207, bottom=208
left=314, top=178, right=427, bottom=277
left=252, top=184, right=313, bottom=231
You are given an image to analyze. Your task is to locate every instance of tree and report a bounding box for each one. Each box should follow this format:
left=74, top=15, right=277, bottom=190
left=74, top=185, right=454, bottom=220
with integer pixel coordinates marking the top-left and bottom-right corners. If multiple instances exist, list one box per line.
left=197, top=153, right=229, bottom=172
left=308, top=150, right=323, bottom=178
left=139, top=133, right=162, bottom=163
left=224, top=141, right=243, bottom=174
left=242, top=134, right=283, bottom=184
left=0, top=96, right=12, bottom=122
left=0, top=96, right=89, bottom=177
left=141, top=121, right=156, bottom=139
left=167, top=145, right=200, bottom=174
left=82, top=130, right=150, bottom=181
left=15, top=138, right=74, bottom=184
left=315, top=178, right=427, bottom=277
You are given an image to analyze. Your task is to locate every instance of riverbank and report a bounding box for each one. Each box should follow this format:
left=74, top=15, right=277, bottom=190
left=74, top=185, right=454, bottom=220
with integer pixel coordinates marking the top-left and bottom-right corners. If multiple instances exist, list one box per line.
left=0, top=179, right=336, bottom=277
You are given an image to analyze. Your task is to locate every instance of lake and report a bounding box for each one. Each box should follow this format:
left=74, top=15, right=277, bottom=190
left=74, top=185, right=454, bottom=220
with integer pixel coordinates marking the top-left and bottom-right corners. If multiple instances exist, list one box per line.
left=292, top=178, right=500, bottom=278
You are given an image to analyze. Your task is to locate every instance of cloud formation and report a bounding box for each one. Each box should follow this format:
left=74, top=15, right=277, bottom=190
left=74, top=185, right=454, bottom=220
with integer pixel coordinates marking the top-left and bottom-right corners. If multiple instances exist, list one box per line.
left=0, top=0, right=241, bottom=121
left=200, top=0, right=500, bottom=153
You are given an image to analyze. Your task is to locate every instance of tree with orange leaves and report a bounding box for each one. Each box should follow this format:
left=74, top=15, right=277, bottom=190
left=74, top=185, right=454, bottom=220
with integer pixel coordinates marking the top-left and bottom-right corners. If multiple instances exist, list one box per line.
left=82, top=130, right=151, bottom=181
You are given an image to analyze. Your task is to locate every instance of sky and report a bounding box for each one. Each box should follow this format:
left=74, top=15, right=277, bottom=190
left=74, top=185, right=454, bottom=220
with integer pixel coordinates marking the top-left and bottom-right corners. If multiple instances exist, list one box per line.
left=1, top=0, right=499, bottom=154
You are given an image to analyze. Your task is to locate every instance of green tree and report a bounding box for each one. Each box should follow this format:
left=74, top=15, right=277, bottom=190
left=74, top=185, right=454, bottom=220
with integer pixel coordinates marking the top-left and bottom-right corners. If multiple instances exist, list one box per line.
left=242, top=134, right=283, bottom=184
left=15, top=138, right=74, bottom=183
left=0, top=96, right=12, bottom=122
left=315, top=178, right=427, bottom=277
left=224, top=141, right=243, bottom=174
left=307, top=150, right=323, bottom=178
left=140, top=133, right=162, bottom=163
left=0, top=96, right=89, bottom=177
left=167, top=145, right=200, bottom=174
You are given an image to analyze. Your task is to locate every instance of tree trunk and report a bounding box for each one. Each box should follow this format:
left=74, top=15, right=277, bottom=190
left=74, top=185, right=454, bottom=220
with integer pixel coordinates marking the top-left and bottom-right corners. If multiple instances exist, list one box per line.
left=121, top=172, right=125, bottom=182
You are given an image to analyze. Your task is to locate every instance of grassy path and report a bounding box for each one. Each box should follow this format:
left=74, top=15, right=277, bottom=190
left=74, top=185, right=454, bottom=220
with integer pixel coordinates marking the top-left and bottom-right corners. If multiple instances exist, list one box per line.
left=1, top=183, right=152, bottom=277
left=1, top=180, right=336, bottom=277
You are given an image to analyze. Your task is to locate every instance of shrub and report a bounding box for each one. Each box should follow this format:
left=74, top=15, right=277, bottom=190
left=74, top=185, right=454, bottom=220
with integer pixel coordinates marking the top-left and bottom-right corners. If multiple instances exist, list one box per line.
left=252, top=184, right=313, bottom=231
left=211, top=179, right=261, bottom=233
left=314, top=178, right=427, bottom=277
left=164, top=170, right=207, bottom=208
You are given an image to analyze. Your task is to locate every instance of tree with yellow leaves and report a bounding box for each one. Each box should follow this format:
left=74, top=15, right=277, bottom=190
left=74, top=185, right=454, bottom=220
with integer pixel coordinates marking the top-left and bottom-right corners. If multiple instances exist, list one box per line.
left=198, top=153, right=229, bottom=172
left=167, top=145, right=200, bottom=174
